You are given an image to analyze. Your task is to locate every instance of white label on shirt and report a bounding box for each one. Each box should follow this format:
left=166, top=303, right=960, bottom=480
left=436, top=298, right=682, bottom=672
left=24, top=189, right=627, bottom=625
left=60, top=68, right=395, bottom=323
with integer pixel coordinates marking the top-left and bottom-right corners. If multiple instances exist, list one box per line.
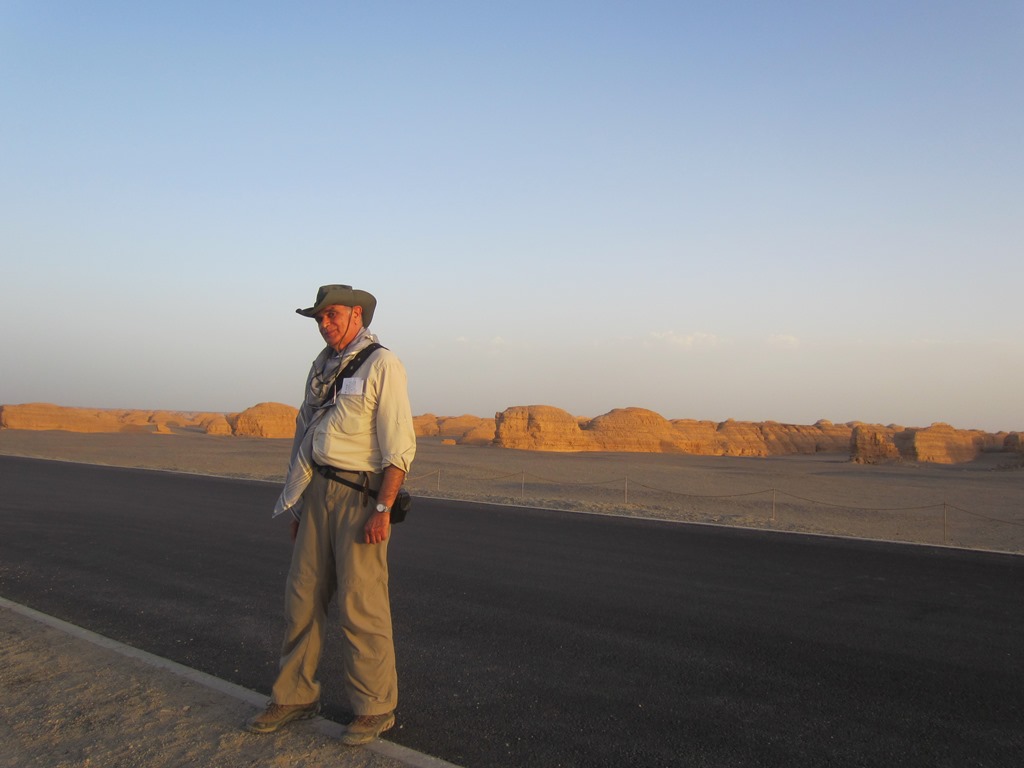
left=340, top=377, right=365, bottom=396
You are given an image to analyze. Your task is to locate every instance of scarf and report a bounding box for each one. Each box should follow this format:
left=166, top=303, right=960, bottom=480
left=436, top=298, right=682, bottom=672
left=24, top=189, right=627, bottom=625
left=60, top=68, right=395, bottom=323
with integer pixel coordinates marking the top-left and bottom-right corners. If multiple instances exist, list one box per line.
left=272, top=329, right=379, bottom=519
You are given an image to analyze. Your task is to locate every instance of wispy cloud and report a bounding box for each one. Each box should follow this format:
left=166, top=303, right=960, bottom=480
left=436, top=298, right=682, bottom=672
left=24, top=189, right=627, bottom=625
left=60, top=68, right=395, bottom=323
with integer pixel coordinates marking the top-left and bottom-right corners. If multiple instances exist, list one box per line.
left=450, top=335, right=529, bottom=356
left=766, top=334, right=800, bottom=349
left=645, top=331, right=720, bottom=349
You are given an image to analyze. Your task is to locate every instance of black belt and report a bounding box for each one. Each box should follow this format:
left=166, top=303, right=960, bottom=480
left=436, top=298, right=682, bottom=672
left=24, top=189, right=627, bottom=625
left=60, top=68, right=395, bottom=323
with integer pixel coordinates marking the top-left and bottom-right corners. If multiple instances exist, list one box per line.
left=313, top=462, right=378, bottom=505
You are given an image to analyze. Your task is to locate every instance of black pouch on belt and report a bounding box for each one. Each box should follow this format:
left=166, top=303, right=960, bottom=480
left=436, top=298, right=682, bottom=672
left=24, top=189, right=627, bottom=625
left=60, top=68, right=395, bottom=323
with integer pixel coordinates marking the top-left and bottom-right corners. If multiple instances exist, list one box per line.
left=390, top=488, right=412, bottom=524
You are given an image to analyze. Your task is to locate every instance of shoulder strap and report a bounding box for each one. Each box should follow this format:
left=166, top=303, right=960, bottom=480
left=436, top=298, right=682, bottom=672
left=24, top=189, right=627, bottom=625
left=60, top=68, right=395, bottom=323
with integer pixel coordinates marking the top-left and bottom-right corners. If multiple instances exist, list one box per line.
left=330, top=342, right=383, bottom=399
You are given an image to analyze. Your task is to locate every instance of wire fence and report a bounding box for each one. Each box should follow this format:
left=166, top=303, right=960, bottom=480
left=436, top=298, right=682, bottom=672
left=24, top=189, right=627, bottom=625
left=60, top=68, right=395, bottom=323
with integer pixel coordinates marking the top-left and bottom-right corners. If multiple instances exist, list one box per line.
left=404, top=464, right=1024, bottom=555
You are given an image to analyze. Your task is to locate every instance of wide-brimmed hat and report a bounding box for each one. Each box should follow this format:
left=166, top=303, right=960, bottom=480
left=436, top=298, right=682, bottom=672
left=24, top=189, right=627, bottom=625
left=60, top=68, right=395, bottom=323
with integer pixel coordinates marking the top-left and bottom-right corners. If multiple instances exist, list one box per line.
left=296, top=284, right=377, bottom=327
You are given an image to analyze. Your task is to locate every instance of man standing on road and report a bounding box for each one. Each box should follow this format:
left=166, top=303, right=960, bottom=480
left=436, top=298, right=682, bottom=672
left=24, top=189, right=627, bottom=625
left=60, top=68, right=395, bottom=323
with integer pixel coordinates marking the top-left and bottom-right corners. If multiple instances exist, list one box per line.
left=247, top=284, right=416, bottom=746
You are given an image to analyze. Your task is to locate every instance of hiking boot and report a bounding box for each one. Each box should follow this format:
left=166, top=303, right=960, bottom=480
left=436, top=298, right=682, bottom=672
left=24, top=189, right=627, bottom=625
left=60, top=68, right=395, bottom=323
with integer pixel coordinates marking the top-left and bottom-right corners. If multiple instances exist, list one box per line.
left=342, top=711, right=396, bottom=746
left=245, top=700, right=320, bottom=733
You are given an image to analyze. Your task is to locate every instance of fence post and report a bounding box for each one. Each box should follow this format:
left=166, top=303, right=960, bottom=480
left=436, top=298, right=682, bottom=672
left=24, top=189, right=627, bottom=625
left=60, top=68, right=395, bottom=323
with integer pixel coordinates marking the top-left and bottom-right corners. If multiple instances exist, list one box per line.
left=624, top=474, right=629, bottom=505
left=943, top=499, right=948, bottom=545
left=772, top=487, right=776, bottom=524
left=521, top=470, right=525, bottom=499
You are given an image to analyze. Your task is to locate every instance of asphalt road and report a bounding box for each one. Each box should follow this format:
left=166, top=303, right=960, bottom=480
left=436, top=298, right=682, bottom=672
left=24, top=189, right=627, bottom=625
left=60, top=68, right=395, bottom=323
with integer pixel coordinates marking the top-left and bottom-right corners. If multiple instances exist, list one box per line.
left=1, top=455, right=1022, bottom=768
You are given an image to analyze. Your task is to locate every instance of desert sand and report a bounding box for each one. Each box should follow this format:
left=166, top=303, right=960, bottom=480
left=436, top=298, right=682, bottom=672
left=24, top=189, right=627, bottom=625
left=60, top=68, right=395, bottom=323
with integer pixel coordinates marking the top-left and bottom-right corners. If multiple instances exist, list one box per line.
left=1, top=427, right=1022, bottom=554
left=0, top=599, right=446, bottom=768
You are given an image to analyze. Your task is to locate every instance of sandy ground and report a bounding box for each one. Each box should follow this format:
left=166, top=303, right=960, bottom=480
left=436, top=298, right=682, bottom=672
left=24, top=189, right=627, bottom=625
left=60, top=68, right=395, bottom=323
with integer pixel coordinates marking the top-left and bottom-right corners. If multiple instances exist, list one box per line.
left=0, top=600, right=452, bottom=768
left=1, top=428, right=1021, bottom=767
left=2, top=428, right=1022, bottom=553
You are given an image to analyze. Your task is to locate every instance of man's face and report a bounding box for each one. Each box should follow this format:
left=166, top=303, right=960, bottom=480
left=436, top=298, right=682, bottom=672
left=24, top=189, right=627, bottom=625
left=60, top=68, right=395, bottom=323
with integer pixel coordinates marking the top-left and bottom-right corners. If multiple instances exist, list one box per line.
left=315, top=304, right=361, bottom=351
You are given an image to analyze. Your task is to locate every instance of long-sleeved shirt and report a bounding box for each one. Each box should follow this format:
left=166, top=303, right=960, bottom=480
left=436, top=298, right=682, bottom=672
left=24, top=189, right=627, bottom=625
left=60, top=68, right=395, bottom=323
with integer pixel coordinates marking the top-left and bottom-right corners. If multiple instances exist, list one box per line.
left=305, top=332, right=416, bottom=475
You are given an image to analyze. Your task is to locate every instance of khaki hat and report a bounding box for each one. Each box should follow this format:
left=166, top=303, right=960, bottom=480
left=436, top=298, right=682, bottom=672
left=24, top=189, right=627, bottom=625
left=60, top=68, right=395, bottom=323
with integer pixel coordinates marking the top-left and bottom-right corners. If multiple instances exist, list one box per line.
left=296, top=284, right=377, bottom=327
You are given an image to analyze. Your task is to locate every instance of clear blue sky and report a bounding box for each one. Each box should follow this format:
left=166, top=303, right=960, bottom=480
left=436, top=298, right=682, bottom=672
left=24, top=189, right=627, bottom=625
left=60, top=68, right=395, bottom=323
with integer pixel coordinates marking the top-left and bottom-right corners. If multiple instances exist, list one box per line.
left=2, top=1, right=1021, bottom=432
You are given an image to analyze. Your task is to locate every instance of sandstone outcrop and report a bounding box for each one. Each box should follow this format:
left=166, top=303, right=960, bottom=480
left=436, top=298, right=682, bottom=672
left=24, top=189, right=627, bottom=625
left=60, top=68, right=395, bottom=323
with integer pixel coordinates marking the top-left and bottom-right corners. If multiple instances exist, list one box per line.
left=0, top=402, right=299, bottom=438
left=414, top=414, right=496, bottom=446
left=849, top=425, right=901, bottom=463
left=763, top=419, right=852, bottom=455
left=669, top=419, right=722, bottom=454
left=197, top=414, right=233, bottom=436
left=230, top=402, right=298, bottom=439
left=2, top=401, right=1017, bottom=464
left=712, top=420, right=771, bottom=457
left=492, top=406, right=859, bottom=457
left=901, top=423, right=984, bottom=464
left=587, top=408, right=678, bottom=452
left=493, top=405, right=1015, bottom=464
left=456, top=422, right=498, bottom=447
left=850, top=422, right=1016, bottom=464
left=413, top=414, right=441, bottom=437
left=437, top=415, right=496, bottom=446
left=1, top=403, right=168, bottom=433
left=493, top=405, right=591, bottom=451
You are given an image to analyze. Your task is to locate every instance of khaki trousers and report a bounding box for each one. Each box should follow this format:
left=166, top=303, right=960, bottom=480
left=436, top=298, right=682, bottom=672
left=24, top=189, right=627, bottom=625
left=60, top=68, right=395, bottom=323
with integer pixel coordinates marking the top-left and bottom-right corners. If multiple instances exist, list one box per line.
left=271, top=470, right=397, bottom=715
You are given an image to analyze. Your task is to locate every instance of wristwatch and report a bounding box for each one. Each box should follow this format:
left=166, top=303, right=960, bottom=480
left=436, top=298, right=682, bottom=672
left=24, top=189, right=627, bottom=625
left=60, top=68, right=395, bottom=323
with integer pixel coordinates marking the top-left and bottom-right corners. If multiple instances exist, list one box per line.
left=375, top=502, right=391, bottom=515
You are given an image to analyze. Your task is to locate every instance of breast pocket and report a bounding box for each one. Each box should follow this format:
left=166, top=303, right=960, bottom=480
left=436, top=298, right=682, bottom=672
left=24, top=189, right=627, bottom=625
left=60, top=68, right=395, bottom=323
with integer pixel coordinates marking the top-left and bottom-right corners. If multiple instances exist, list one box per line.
left=330, top=387, right=371, bottom=436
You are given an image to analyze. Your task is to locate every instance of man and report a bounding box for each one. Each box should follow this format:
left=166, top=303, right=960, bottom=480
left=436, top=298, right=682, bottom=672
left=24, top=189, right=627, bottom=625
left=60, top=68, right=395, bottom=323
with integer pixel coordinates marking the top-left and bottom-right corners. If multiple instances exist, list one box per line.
left=247, top=284, right=416, bottom=746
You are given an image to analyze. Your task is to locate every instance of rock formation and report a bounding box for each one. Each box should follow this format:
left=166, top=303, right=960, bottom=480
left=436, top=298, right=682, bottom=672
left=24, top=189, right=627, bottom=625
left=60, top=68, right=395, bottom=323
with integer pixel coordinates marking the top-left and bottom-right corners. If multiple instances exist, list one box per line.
left=493, top=405, right=592, bottom=451
left=0, top=403, right=151, bottom=433
left=197, top=414, right=233, bottom=436
left=849, top=425, right=901, bottom=463
left=584, top=408, right=679, bottom=452
left=414, top=414, right=496, bottom=446
left=230, top=402, right=298, bottom=439
left=492, top=405, right=1020, bottom=464
left=3, top=401, right=1020, bottom=465
left=412, top=414, right=441, bottom=437
left=901, top=423, right=986, bottom=464
left=456, top=422, right=498, bottom=447
left=712, top=420, right=772, bottom=457
left=493, top=406, right=863, bottom=457
left=436, top=415, right=496, bottom=446
left=849, top=422, right=1021, bottom=465
left=0, top=402, right=297, bottom=439
left=762, top=419, right=852, bottom=455
left=668, top=419, right=722, bottom=454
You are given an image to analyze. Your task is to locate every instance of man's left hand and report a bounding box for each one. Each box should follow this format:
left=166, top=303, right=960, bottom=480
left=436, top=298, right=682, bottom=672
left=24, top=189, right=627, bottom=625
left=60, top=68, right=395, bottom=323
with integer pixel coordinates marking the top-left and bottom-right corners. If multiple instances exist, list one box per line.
left=364, top=511, right=391, bottom=544
left=365, top=464, right=404, bottom=544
